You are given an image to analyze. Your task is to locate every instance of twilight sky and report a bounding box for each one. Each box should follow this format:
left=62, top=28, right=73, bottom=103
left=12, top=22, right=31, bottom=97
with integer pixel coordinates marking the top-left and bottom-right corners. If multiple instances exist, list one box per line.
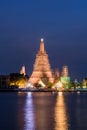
left=0, top=0, right=87, bottom=81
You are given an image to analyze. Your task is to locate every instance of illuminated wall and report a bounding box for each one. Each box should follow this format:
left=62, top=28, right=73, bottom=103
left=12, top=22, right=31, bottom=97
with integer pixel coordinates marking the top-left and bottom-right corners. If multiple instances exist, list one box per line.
left=60, top=76, right=70, bottom=89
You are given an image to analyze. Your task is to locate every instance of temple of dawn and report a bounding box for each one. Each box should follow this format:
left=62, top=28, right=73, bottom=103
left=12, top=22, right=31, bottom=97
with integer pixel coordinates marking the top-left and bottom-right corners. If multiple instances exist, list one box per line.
left=20, top=38, right=70, bottom=89
left=29, top=38, right=54, bottom=84
left=0, top=38, right=87, bottom=90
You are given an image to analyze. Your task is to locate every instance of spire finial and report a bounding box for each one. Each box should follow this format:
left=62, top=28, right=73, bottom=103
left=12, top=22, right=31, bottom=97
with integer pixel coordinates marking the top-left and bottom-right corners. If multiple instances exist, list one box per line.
left=41, top=38, right=44, bottom=42
left=40, top=38, right=44, bottom=52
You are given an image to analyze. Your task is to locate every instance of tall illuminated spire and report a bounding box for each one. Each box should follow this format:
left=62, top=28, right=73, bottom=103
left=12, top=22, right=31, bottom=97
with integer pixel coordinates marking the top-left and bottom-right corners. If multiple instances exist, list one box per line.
left=29, top=38, right=54, bottom=84
left=40, top=38, right=44, bottom=52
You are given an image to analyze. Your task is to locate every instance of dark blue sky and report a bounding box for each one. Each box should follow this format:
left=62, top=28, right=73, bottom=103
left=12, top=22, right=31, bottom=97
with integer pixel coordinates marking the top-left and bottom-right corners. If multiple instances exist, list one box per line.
left=0, top=0, right=87, bottom=81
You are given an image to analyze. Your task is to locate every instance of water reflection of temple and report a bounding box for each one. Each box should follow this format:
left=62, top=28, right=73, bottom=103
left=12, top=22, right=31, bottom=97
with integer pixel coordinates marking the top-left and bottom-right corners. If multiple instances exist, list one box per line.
left=54, top=92, right=68, bottom=130
left=17, top=92, right=69, bottom=130
left=17, top=92, right=35, bottom=130
left=32, top=92, right=57, bottom=130
left=24, top=92, right=35, bottom=130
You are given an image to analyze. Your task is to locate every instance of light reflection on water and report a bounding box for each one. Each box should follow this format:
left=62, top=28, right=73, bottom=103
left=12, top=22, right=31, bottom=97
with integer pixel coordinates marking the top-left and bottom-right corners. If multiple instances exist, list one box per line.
left=24, top=92, right=35, bottom=130
left=1, top=92, right=87, bottom=130
left=32, top=92, right=56, bottom=130
left=24, top=92, right=69, bottom=130
left=55, top=92, right=68, bottom=130
left=23, top=92, right=69, bottom=130
left=17, top=92, right=87, bottom=130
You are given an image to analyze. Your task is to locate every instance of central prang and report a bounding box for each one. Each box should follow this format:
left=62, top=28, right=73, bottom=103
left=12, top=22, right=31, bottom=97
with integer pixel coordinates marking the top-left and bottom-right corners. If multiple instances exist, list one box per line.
left=29, top=39, right=54, bottom=85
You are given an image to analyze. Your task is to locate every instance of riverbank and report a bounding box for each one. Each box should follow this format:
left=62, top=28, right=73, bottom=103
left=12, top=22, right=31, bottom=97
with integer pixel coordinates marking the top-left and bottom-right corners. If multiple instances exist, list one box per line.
left=0, top=88, right=87, bottom=92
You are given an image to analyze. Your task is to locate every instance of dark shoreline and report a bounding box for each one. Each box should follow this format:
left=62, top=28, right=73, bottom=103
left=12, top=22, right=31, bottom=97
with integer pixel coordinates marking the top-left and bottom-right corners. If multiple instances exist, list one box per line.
left=0, top=89, right=87, bottom=92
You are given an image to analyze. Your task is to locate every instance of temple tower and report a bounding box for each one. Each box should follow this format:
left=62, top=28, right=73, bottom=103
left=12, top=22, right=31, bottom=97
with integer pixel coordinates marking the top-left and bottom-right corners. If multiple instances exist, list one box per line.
left=61, top=66, right=68, bottom=77
left=20, top=65, right=26, bottom=76
left=29, top=38, right=54, bottom=84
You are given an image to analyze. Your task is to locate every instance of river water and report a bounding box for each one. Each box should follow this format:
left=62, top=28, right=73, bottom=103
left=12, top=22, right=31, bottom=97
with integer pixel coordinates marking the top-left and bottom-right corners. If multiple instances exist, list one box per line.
left=0, top=92, right=87, bottom=130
